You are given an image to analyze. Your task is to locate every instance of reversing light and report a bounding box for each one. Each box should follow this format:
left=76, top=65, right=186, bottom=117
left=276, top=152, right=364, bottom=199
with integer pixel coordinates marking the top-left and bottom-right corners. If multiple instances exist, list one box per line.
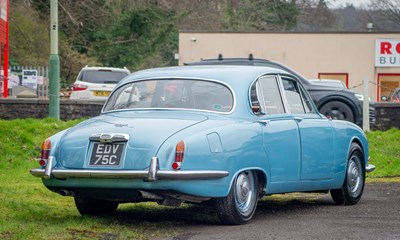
left=172, top=140, right=185, bottom=170
left=40, top=138, right=51, bottom=167
left=72, top=84, right=88, bottom=91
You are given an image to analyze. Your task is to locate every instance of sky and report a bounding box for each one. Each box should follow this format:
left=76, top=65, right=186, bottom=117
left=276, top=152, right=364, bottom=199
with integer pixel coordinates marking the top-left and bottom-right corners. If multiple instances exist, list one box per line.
left=329, top=0, right=372, bottom=8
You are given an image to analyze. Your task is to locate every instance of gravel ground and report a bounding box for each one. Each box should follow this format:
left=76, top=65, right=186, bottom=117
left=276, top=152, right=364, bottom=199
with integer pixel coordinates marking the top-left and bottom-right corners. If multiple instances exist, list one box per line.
left=155, top=182, right=400, bottom=240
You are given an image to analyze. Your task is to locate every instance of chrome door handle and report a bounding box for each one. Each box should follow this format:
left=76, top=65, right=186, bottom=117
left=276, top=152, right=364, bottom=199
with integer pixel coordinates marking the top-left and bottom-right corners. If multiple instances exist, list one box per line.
left=294, top=117, right=303, bottom=122
left=258, top=120, right=270, bottom=125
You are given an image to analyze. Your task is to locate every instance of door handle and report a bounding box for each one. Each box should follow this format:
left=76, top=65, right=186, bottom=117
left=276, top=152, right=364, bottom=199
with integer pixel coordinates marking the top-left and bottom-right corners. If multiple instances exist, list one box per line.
left=258, top=120, right=270, bottom=125
left=294, top=117, right=303, bottom=122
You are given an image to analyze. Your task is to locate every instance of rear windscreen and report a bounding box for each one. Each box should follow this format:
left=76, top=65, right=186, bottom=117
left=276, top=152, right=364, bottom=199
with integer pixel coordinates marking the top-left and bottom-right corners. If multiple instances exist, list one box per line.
left=78, top=70, right=129, bottom=84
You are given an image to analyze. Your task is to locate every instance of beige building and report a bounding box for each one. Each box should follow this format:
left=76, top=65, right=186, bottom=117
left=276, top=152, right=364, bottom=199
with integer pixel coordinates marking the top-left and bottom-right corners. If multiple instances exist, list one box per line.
left=179, top=32, right=400, bottom=101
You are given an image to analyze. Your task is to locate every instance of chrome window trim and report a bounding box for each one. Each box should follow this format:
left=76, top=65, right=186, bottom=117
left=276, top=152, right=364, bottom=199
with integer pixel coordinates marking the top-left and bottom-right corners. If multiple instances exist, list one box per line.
left=102, top=77, right=237, bottom=115
left=277, top=75, right=290, bottom=114
left=250, top=74, right=287, bottom=116
left=279, top=74, right=317, bottom=115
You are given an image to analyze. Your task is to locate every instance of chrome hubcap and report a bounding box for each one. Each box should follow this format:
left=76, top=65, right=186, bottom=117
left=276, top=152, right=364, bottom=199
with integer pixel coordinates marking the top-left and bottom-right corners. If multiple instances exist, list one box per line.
left=234, top=171, right=254, bottom=216
left=347, top=157, right=362, bottom=197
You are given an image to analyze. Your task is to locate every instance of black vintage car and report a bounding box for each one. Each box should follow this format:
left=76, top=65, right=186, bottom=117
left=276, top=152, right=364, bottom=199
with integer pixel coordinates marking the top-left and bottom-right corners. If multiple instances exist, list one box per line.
left=185, top=56, right=375, bottom=127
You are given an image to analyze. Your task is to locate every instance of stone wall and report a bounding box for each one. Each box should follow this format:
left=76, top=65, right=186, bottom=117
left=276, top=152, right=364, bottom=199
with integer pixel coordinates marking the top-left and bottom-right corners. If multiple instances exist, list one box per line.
left=373, top=102, right=400, bottom=131
left=0, top=99, right=399, bottom=131
left=0, top=99, right=104, bottom=120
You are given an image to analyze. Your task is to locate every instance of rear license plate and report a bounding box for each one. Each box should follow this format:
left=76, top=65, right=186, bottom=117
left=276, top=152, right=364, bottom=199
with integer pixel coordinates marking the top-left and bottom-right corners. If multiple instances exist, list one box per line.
left=93, top=91, right=111, bottom=97
left=89, top=143, right=124, bottom=166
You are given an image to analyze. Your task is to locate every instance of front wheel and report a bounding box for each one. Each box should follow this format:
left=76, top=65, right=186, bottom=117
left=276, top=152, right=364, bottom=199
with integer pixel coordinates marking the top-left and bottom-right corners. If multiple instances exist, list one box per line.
left=331, top=143, right=365, bottom=205
left=215, top=170, right=258, bottom=225
left=74, top=197, right=119, bottom=216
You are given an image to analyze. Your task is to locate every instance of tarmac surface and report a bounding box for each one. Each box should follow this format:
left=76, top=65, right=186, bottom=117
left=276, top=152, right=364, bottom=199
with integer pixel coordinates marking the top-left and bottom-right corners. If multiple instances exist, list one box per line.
left=155, top=182, right=400, bottom=240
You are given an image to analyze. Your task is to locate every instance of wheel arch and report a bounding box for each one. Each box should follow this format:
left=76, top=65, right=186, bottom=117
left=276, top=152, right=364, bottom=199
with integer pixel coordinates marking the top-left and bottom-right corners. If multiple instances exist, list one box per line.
left=227, top=167, right=267, bottom=196
left=349, top=137, right=366, bottom=168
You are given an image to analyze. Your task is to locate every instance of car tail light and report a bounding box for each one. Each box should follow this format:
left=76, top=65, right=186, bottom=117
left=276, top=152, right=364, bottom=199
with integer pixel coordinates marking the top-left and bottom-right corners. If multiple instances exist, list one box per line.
left=40, top=138, right=51, bottom=167
left=172, top=140, right=185, bottom=170
left=72, top=84, right=88, bottom=91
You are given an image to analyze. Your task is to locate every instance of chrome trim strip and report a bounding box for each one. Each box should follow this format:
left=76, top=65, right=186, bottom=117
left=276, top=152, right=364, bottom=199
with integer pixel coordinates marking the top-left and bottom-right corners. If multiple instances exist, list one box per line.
left=44, top=156, right=54, bottom=179
left=148, top=157, right=159, bottom=181
left=30, top=168, right=229, bottom=180
left=366, top=164, right=376, bottom=173
left=89, top=133, right=129, bottom=142
left=157, top=171, right=229, bottom=180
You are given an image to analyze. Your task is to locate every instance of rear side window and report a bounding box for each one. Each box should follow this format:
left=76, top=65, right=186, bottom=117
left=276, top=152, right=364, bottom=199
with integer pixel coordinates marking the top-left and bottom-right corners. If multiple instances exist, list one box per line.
left=256, top=75, right=285, bottom=115
left=282, top=78, right=313, bottom=114
left=78, top=70, right=129, bottom=84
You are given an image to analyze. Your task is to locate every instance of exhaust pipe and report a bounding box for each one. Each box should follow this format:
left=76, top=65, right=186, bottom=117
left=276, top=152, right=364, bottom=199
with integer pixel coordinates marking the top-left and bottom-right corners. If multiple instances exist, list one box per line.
left=59, top=190, right=75, bottom=197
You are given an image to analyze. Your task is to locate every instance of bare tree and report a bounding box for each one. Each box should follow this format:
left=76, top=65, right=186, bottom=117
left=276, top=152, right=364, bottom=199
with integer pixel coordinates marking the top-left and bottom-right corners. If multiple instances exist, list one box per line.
left=295, top=0, right=336, bottom=31
left=359, top=0, right=400, bottom=31
left=369, top=0, right=400, bottom=24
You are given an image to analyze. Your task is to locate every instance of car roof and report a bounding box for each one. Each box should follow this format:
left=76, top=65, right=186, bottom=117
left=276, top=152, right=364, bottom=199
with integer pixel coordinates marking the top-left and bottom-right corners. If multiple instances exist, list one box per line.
left=120, top=65, right=290, bottom=87
left=81, top=66, right=130, bottom=73
left=184, top=57, right=313, bottom=85
left=185, top=57, right=273, bottom=65
left=114, top=65, right=296, bottom=117
left=310, top=79, right=343, bottom=83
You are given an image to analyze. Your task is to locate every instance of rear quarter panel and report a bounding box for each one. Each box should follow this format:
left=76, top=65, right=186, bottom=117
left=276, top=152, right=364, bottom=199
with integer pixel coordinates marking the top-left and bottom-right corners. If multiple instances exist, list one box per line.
left=155, top=116, right=268, bottom=197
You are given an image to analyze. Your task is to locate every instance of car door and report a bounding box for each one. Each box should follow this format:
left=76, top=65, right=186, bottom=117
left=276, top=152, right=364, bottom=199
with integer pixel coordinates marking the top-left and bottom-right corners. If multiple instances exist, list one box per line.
left=280, top=77, right=335, bottom=180
left=251, top=75, right=301, bottom=183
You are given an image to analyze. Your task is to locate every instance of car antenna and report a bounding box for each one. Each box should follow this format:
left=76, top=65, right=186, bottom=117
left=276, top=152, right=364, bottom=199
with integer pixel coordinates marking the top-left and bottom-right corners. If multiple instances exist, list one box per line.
left=218, top=54, right=223, bottom=61
left=249, top=54, right=254, bottom=60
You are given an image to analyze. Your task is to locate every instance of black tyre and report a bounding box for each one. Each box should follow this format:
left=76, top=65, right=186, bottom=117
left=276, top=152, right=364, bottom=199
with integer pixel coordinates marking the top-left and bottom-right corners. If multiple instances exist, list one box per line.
left=74, top=197, right=119, bottom=216
left=319, top=101, right=355, bottom=123
left=215, top=171, right=258, bottom=225
left=331, top=143, right=365, bottom=205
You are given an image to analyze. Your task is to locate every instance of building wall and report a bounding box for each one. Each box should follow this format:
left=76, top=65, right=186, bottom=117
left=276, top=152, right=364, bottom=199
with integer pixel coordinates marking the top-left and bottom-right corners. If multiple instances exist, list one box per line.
left=179, top=32, right=400, bottom=101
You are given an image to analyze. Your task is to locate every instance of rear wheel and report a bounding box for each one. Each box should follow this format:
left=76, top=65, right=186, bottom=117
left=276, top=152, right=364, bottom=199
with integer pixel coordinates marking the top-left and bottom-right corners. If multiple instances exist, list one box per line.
left=319, top=101, right=355, bottom=123
left=331, top=143, right=365, bottom=205
left=215, top=170, right=258, bottom=225
left=74, top=197, right=119, bottom=216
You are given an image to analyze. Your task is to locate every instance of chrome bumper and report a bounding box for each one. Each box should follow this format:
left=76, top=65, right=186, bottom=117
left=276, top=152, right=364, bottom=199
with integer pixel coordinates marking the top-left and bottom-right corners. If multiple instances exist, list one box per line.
left=30, top=156, right=229, bottom=181
left=366, top=164, right=376, bottom=173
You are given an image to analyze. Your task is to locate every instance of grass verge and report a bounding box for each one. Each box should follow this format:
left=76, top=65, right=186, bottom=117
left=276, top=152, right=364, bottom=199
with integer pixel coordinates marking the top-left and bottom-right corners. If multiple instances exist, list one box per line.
left=366, top=128, right=400, bottom=178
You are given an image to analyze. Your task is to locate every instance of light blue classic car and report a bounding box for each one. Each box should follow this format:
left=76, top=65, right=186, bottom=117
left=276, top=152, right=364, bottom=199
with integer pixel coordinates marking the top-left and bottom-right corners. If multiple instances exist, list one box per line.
left=31, top=65, right=375, bottom=224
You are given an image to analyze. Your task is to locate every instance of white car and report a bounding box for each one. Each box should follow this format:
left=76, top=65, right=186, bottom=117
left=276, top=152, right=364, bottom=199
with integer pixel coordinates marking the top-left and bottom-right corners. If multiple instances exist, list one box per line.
left=69, top=66, right=130, bottom=101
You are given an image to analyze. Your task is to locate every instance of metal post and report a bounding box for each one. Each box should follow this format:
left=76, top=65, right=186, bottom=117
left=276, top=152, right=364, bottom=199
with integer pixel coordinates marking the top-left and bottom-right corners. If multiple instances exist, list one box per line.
left=3, top=0, right=9, bottom=98
left=362, top=78, right=370, bottom=132
left=49, top=0, right=60, bottom=119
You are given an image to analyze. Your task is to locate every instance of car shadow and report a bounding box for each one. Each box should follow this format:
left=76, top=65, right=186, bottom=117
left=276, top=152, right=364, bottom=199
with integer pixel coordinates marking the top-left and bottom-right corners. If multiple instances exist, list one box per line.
left=112, top=203, right=220, bottom=225
left=255, top=193, right=335, bottom=217
left=89, top=192, right=336, bottom=226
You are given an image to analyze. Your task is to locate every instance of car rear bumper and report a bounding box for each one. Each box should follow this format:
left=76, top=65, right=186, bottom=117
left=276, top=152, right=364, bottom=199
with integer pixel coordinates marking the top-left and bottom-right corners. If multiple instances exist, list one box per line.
left=30, top=156, right=229, bottom=181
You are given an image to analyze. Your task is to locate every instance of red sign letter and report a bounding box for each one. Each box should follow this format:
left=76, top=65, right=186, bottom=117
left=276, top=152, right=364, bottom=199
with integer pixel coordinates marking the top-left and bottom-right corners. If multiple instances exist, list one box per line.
left=381, top=42, right=392, bottom=54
